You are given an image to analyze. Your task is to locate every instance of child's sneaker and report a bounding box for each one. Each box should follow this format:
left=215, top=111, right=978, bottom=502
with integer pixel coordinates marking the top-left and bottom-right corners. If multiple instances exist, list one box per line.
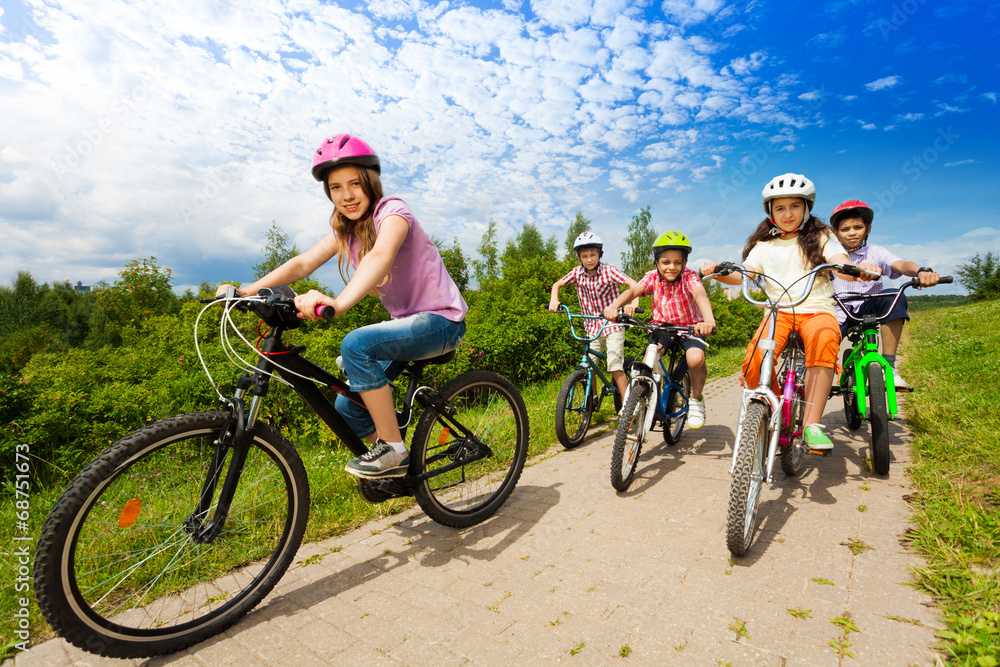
left=891, top=367, right=911, bottom=391
left=688, top=398, right=706, bottom=429
left=803, top=424, right=833, bottom=450
left=345, top=440, right=409, bottom=478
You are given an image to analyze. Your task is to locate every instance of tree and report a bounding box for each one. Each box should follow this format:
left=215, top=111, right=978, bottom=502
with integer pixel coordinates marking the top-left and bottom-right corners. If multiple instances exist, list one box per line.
left=563, top=211, right=592, bottom=260
left=251, top=221, right=325, bottom=295
left=472, top=220, right=500, bottom=286
left=434, top=237, right=470, bottom=293
left=90, top=257, right=177, bottom=347
left=620, top=205, right=656, bottom=279
left=956, top=250, right=1000, bottom=301
left=253, top=221, right=299, bottom=279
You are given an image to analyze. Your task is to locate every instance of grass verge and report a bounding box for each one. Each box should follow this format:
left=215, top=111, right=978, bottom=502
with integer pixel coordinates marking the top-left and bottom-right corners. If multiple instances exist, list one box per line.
left=903, top=299, right=1000, bottom=665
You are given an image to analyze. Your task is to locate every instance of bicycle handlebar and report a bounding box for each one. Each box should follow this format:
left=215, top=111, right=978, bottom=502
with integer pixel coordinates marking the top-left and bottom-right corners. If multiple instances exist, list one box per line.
left=833, top=275, right=954, bottom=324
left=706, top=262, right=872, bottom=311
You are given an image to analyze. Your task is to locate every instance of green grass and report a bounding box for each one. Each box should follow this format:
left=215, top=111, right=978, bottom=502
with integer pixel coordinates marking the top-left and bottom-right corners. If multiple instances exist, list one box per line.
left=902, top=299, right=1000, bottom=666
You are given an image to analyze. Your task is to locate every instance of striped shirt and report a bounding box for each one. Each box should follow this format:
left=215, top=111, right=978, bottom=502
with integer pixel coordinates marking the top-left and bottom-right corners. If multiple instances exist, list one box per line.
left=560, top=263, right=630, bottom=336
left=637, top=268, right=704, bottom=325
left=832, top=244, right=904, bottom=323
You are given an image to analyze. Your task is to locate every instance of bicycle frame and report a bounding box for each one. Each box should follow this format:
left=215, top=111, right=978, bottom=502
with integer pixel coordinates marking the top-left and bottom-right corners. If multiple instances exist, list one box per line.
left=729, top=264, right=839, bottom=483
left=199, top=297, right=488, bottom=538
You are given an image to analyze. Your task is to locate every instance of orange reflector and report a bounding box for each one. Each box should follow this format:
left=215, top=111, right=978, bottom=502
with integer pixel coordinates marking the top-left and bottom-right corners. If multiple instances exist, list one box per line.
left=438, top=428, right=451, bottom=445
left=118, top=498, right=142, bottom=528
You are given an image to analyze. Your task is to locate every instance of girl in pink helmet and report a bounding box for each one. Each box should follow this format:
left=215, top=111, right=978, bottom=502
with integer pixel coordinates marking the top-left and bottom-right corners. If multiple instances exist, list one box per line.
left=701, top=173, right=875, bottom=450
left=220, top=134, right=468, bottom=478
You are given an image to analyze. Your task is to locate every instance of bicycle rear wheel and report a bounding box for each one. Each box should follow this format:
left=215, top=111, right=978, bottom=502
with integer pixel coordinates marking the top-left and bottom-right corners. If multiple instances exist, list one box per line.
left=726, top=402, right=769, bottom=557
left=779, top=389, right=806, bottom=476
left=662, top=372, right=690, bottom=445
left=555, top=368, right=592, bottom=449
left=868, top=362, right=891, bottom=475
left=34, top=411, right=309, bottom=659
left=410, top=371, right=529, bottom=528
left=610, top=383, right=649, bottom=491
left=842, top=365, right=863, bottom=430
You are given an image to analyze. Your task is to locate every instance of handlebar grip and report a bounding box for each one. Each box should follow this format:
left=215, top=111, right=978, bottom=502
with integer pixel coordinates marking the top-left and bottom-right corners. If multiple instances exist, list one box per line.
left=939, top=276, right=953, bottom=284
left=838, top=264, right=862, bottom=277
left=315, top=305, right=336, bottom=320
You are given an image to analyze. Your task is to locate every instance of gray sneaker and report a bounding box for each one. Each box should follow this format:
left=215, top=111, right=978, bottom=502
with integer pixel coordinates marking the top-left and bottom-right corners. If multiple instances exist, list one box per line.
left=345, top=440, right=410, bottom=478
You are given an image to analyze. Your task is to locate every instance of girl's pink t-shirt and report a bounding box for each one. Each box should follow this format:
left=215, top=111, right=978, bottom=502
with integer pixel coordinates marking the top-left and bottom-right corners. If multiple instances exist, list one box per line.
left=342, top=197, right=468, bottom=322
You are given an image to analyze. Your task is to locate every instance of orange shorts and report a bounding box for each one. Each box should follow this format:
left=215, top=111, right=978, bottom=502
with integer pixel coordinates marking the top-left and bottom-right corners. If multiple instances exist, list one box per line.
left=741, top=311, right=841, bottom=389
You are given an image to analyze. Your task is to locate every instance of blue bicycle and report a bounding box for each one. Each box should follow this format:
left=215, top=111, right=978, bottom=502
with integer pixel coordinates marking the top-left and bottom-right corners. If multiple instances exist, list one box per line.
left=609, top=314, right=704, bottom=491
left=554, top=306, right=634, bottom=449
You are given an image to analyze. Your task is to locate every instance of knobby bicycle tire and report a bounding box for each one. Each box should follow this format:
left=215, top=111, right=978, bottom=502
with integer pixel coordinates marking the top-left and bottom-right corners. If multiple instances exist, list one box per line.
left=610, top=383, right=650, bottom=491
left=409, top=370, right=529, bottom=528
left=34, top=411, right=309, bottom=659
left=726, top=402, right=769, bottom=557
left=868, top=362, right=891, bottom=475
left=662, top=372, right=690, bottom=446
left=555, top=368, right=592, bottom=449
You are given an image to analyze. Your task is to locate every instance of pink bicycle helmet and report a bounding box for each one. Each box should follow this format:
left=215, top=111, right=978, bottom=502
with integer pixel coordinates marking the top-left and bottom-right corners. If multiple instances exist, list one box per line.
left=311, top=134, right=380, bottom=181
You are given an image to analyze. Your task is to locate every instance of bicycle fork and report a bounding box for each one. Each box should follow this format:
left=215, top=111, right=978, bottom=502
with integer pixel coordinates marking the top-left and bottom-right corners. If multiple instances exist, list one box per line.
left=730, top=391, right=782, bottom=484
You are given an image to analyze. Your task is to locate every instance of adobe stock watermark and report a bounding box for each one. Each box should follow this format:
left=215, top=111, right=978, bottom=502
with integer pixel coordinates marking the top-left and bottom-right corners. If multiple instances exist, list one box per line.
left=51, top=68, right=164, bottom=178
left=715, top=85, right=833, bottom=202
left=178, top=166, right=238, bottom=223
left=872, top=0, right=929, bottom=40
left=870, top=126, right=959, bottom=217
left=11, top=443, right=33, bottom=653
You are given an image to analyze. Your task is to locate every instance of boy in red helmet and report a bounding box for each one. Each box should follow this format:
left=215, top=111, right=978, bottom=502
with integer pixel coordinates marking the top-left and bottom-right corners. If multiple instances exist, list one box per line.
left=830, top=200, right=940, bottom=388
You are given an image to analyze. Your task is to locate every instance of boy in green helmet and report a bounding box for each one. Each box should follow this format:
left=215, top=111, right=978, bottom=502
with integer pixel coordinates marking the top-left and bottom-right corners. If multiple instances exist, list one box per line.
left=603, top=231, right=716, bottom=428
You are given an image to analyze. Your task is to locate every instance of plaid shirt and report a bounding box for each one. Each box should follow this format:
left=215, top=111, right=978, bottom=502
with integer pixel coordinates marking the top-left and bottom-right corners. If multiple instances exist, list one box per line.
left=832, top=244, right=903, bottom=323
left=561, top=263, right=630, bottom=336
left=638, top=268, right=704, bottom=325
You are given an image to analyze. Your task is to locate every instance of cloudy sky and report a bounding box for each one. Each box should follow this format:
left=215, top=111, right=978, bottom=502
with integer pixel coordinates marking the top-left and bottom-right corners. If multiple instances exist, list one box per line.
left=1, top=0, right=996, bottom=295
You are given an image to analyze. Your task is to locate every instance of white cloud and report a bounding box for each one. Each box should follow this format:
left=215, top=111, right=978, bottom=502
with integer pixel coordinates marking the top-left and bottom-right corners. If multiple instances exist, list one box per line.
left=984, top=92, right=998, bottom=103
left=865, top=75, right=900, bottom=91
left=895, top=112, right=924, bottom=121
left=660, top=0, right=725, bottom=26
left=944, top=159, right=976, bottom=167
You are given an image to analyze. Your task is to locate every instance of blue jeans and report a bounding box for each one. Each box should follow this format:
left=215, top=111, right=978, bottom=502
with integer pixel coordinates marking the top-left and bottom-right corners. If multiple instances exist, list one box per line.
left=335, top=313, right=466, bottom=438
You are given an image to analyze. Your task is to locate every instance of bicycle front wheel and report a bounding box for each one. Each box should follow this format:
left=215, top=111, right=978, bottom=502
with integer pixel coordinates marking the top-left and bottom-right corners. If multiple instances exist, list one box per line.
left=410, top=371, right=529, bottom=528
left=663, top=372, right=690, bottom=445
left=555, top=368, right=592, bottom=449
left=726, top=402, right=769, bottom=557
left=611, top=383, right=650, bottom=491
left=868, top=362, right=891, bottom=475
left=34, top=411, right=309, bottom=659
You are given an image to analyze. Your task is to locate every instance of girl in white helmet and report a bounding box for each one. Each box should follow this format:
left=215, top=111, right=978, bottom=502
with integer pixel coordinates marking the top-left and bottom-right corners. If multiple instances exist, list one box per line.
left=549, top=231, right=640, bottom=402
left=702, top=173, right=873, bottom=450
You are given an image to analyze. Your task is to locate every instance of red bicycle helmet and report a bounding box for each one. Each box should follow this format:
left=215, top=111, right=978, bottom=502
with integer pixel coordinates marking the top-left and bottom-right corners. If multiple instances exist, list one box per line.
left=311, top=134, right=380, bottom=181
left=830, top=200, right=874, bottom=227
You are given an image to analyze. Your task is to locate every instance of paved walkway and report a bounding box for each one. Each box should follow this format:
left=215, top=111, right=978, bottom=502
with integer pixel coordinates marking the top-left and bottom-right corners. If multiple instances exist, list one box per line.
left=10, top=374, right=941, bottom=666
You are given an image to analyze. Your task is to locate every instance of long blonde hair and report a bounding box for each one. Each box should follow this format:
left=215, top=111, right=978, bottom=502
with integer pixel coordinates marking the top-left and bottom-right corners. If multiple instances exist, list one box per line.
left=323, top=165, right=387, bottom=289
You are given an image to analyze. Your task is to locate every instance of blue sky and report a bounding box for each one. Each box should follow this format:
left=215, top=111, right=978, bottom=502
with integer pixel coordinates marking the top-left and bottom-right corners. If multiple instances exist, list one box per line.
left=1, top=0, right=996, bottom=296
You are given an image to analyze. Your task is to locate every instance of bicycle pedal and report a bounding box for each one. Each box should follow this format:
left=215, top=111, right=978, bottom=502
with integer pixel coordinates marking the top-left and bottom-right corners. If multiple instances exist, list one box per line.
left=807, top=448, right=832, bottom=457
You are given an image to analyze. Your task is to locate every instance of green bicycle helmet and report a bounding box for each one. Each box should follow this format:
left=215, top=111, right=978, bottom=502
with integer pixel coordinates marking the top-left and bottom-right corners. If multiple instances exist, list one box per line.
left=652, top=231, right=692, bottom=261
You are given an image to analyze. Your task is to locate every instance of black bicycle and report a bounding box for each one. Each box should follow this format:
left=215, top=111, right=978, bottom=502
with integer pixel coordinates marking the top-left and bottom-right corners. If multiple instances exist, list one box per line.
left=34, top=287, right=529, bottom=659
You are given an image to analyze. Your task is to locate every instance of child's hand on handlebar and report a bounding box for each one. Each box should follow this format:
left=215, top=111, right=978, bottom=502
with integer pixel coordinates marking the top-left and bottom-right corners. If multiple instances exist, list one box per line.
left=693, top=321, right=715, bottom=337
left=548, top=299, right=561, bottom=313
left=294, top=289, right=337, bottom=320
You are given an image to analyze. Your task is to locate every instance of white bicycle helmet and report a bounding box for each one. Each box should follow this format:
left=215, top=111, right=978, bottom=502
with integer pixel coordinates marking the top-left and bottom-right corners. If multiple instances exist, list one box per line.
left=573, top=231, right=603, bottom=252
left=762, top=173, right=816, bottom=218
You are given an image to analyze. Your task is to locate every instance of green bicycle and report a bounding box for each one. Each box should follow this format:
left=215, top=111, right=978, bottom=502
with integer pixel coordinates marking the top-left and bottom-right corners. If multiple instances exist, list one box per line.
left=832, top=276, right=952, bottom=475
